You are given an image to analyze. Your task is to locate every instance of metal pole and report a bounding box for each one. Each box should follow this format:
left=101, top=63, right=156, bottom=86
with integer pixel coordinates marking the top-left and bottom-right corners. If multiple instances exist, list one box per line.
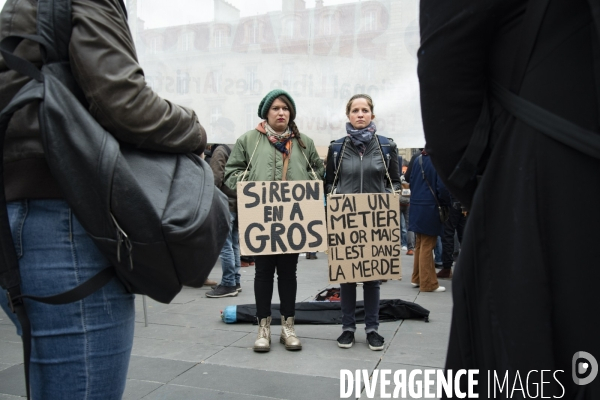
left=142, top=294, right=148, bottom=327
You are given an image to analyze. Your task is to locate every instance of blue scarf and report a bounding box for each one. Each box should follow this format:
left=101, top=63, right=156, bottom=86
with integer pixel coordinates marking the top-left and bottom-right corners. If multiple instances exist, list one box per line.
left=346, top=121, right=376, bottom=155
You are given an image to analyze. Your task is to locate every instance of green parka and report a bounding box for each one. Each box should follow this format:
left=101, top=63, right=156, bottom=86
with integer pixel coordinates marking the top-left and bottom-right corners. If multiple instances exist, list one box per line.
left=224, top=127, right=324, bottom=190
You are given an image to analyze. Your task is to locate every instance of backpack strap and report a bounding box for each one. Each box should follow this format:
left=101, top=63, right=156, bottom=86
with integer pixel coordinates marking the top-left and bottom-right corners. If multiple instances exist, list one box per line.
left=375, top=135, right=397, bottom=194
left=330, top=137, right=346, bottom=173
left=493, top=1, right=600, bottom=161
left=491, top=82, right=600, bottom=159
left=375, top=135, right=392, bottom=170
left=328, top=137, right=348, bottom=194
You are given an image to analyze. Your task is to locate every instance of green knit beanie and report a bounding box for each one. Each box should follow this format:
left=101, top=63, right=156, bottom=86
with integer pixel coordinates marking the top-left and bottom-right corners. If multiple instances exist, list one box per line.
left=257, top=89, right=296, bottom=120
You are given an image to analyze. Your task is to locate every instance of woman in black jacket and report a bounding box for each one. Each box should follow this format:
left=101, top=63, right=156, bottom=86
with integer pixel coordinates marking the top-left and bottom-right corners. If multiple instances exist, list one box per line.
left=324, top=94, right=401, bottom=351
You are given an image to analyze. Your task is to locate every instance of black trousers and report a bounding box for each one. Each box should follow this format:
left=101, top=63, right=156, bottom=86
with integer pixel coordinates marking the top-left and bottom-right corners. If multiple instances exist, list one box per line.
left=441, top=206, right=466, bottom=268
left=254, top=253, right=299, bottom=319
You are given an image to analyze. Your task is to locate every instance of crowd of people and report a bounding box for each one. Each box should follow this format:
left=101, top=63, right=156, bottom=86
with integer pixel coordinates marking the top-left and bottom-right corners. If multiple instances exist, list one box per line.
left=2, top=0, right=598, bottom=398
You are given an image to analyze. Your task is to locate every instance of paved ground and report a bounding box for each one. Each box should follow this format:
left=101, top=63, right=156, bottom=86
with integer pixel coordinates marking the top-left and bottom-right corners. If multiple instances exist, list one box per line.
left=0, top=252, right=452, bottom=399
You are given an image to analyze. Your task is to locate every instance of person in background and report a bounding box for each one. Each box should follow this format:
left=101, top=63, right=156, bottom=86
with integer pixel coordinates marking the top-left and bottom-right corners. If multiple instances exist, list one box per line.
left=224, top=89, right=324, bottom=352
left=437, top=194, right=466, bottom=279
left=408, top=150, right=450, bottom=293
left=399, top=157, right=415, bottom=255
left=0, top=0, right=206, bottom=398
left=206, top=143, right=241, bottom=298
left=324, top=94, right=401, bottom=351
left=403, top=149, right=423, bottom=256
left=199, top=146, right=219, bottom=288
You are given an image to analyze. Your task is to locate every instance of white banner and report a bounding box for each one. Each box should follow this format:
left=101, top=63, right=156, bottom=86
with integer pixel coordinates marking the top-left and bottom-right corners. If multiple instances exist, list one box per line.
left=128, top=0, right=425, bottom=148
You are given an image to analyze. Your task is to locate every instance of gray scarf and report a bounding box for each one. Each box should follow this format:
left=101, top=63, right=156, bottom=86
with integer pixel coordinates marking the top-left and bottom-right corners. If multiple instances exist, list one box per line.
left=346, top=121, right=376, bottom=155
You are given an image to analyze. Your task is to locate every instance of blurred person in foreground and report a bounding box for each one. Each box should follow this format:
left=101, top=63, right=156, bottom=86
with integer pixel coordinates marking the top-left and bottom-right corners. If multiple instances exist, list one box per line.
left=0, top=0, right=205, bottom=398
left=224, top=89, right=324, bottom=352
left=419, top=0, right=600, bottom=397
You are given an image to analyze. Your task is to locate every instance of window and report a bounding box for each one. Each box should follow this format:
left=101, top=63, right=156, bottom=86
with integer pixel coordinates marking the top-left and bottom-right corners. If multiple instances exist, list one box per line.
left=323, top=14, right=334, bottom=36
left=180, top=32, right=193, bottom=51
left=214, top=30, right=223, bottom=48
left=149, top=37, right=161, bottom=54
left=251, top=20, right=259, bottom=44
left=363, top=11, right=377, bottom=31
left=286, top=20, right=294, bottom=38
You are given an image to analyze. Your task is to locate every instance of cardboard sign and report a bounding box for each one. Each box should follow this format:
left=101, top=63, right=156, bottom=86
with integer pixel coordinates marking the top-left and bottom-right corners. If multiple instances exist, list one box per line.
left=327, top=193, right=402, bottom=283
left=237, top=180, right=327, bottom=256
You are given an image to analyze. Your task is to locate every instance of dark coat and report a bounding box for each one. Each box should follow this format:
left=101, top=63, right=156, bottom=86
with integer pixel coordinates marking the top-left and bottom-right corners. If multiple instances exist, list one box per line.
left=209, top=145, right=237, bottom=212
left=407, top=154, right=450, bottom=237
left=419, top=0, right=600, bottom=397
left=402, top=151, right=422, bottom=185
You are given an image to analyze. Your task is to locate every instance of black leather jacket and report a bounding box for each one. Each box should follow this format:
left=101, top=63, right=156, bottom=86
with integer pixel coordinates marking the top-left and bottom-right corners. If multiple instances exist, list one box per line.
left=0, top=0, right=205, bottom=201
left=325, top=135, right=402, bottom=195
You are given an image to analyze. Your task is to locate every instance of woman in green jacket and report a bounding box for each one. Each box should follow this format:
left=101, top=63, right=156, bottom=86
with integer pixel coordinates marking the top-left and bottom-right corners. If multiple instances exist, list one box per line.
left=224, top=89, right=323, bottom=352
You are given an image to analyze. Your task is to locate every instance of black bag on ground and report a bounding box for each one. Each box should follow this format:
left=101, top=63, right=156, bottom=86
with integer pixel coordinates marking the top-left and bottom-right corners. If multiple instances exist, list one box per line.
left=226, top=299, right=430, bottom=324
left=0, top=0, right=229, bottom=305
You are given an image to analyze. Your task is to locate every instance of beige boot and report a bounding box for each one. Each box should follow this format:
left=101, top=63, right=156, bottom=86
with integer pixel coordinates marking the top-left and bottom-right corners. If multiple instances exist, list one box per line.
left=280, top=316, right=302, bottom=350
left=253, top=316, right=271, bottom=352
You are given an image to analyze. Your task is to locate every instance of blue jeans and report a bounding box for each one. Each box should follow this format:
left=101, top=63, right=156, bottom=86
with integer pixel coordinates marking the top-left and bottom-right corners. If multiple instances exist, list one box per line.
left=0, top=200, right=135, bottom=399
left=340, top=281, right=380, bottom=333
left=219, top=211, right=241, bottom=287
left=400, top=205, right=415, bottom=250
left=434, top=236, right=443, bottom=264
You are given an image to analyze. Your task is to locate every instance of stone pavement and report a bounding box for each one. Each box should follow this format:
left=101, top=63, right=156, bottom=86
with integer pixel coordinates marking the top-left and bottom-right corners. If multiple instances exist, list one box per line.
left=0, top=252, right=452, bottom=399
